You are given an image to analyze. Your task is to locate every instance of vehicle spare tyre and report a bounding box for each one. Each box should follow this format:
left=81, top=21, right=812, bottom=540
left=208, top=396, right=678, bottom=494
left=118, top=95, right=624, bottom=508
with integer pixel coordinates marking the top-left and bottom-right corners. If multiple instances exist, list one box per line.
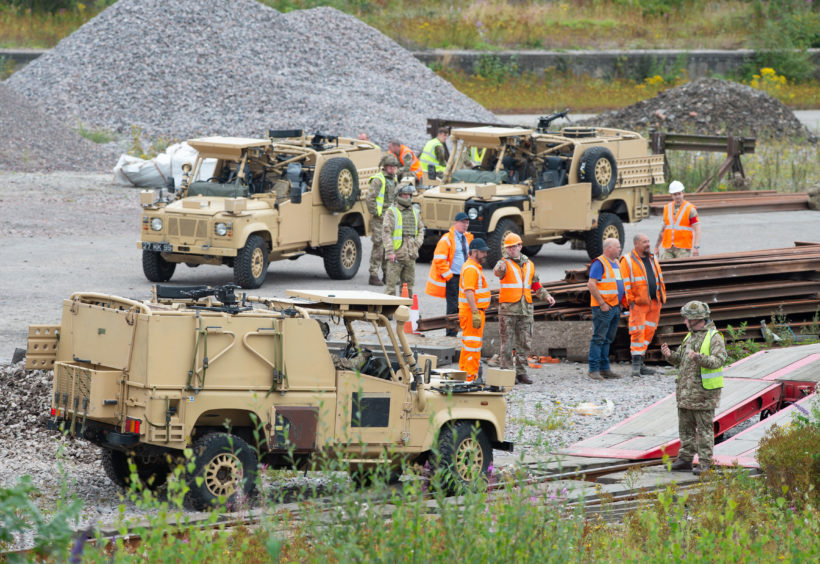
left=578, top=146, right=617, bottom=200
left=319, top=157, right=360, bottom=212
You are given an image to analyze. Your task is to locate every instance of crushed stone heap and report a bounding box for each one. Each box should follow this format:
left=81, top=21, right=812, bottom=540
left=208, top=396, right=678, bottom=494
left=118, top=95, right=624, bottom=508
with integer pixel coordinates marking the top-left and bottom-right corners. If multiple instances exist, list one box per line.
left=0, top=83, right=119, bottom=172
left=580, top=78, right=813, bottom=140
left=5, top=0, right=497, bottom=151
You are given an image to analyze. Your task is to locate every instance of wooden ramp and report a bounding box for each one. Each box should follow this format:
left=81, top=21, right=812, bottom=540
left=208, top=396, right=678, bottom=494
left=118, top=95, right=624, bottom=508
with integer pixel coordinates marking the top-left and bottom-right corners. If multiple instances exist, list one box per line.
left=560, top=343, right=820, bottom=464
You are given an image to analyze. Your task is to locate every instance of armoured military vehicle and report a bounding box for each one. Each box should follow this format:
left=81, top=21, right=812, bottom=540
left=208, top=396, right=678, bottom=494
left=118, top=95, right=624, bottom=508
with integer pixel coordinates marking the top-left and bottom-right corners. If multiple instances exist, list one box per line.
left=418, top=115, right=665, bottom=265
left=139, top=131, right=381, bottom=289
left=28, top=286, right=513, bottom=509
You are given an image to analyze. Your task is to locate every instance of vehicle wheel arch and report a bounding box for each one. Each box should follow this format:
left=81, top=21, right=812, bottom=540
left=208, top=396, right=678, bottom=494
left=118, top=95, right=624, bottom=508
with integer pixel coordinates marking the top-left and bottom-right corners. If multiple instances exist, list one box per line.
left=425, top=412, right=505, bottom=451
left=486, top=207, right=525, bottom=234
left=598, top=198, right=629, bottom=223
left=339, top=211, right=366, bottom=236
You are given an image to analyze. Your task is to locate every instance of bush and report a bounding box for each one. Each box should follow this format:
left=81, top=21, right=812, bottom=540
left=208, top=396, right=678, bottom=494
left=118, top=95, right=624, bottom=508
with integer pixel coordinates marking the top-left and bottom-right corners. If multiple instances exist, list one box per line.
left=756, top=398, right=820, bottom=508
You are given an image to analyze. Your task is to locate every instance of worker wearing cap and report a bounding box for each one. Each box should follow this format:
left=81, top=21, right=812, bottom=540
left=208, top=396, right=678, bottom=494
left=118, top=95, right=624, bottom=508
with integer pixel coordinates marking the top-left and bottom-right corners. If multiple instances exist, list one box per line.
left=458, top=238, right=491, bottom=382
left=426, top=212, right=474, bottom=337
left=382, top=184, right=424, bottom=296
left=661, top=301, right=726, bottom=476
left=388, top=139, right=423, bottom=184
left=587, top=238, right=626, bottom=381
left=655, top=180, right=701, bottom=259
left=419, top=128, right=450, bottom=178
left=366, top=154, right=400, bottom=286
left=493, top=233, right=555, bottom=385
left=620, top=233, right=666, bottom=377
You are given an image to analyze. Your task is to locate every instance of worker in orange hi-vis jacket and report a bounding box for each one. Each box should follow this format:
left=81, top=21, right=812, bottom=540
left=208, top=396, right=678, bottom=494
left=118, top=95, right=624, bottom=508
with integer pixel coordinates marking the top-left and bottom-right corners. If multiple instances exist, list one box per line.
left=457, top=238, right=491, bottom=382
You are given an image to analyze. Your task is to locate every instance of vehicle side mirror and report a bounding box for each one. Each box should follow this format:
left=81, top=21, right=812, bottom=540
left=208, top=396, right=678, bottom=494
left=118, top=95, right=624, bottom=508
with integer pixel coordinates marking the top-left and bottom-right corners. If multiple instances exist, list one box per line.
left=424, top=358, right=431, bottom=384
left=290, top=184, right=302, bottom=204
left=427, top=164, right=437, bottom=180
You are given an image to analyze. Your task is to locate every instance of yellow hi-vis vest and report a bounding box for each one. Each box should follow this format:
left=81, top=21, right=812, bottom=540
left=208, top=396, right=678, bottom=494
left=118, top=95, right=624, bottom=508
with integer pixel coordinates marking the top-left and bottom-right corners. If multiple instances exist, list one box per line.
left=420, top=138, right=446, bottom=172
left=682, top=329, right=725, bottom=390
left=470, top=147, right=486, bottom=165
left=389, top=205, right=420, bottom=250
left=369, top=172, right=387, bottom=216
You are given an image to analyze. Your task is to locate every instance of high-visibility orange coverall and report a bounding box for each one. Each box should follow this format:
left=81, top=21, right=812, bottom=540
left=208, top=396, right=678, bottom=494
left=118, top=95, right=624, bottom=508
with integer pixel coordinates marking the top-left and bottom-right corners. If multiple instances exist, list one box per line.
left=458, top=258, right=491, bottom=380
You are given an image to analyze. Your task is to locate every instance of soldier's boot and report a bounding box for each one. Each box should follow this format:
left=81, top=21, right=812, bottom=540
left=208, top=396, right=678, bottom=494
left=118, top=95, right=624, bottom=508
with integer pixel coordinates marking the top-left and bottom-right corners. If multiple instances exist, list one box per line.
left=600, top=369, right=621, bottom=379
left=631, top=356, right=642, bottom=377
left=369, top=274, right=383, bottom=286
left=515, top=372, right=533, bottom=385
left=693, top=464, right=711, bottom=476
left=639, top=357, right=656, bottom=375
left=669, top=458, right=693, bottom=472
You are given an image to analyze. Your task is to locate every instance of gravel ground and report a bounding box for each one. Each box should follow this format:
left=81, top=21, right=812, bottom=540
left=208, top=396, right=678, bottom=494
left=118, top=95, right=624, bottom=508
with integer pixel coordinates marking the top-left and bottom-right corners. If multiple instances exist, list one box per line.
left=3, top=0, right=496, bottom=161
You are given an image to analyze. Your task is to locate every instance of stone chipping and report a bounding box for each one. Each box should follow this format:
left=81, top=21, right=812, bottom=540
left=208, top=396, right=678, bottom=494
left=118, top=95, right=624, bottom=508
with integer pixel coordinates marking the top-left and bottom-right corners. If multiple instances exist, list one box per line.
left=4, top=0, right=496, bottom=159
left=579, top=78, right=814, bottom=140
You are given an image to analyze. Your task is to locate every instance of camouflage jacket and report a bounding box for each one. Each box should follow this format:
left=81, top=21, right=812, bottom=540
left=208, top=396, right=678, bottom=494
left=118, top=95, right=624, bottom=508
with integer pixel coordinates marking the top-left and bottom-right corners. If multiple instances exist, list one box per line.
left=493, top=253, right=549, bottom=316
left=667, top=321, right=727, bottom=410
left=382, top=202, right=425, bottom=261
left=365, top=174, right=398, bottom=218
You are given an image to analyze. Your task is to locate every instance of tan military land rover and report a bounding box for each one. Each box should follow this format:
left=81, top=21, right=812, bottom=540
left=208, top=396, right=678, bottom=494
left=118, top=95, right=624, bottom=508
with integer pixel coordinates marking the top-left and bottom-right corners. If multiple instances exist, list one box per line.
left=139, top=131, right=381, bottom=289
left=28, top=286, right=513, bottom=509
left=418, top=115, right=665, bottom=265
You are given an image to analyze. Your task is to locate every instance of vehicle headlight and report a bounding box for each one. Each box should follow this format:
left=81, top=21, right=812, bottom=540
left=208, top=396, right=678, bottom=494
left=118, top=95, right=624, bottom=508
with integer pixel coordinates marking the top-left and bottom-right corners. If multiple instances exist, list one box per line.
left=467, top=207, right=479, bottom=220
left=215, top=222, right=228, bottom=236
left=150, top=218, right=163, bottom=231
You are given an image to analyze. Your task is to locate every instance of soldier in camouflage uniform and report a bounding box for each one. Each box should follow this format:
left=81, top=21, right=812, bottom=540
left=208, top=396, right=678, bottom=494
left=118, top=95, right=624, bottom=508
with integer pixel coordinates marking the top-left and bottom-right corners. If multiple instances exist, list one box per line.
left=493, top=233, right=555, bottom=385
left=366, top=154, right=400, bottom=285
left=382, top=185, right=424, bottom=296
left=661, top=300, right=727, bottom=476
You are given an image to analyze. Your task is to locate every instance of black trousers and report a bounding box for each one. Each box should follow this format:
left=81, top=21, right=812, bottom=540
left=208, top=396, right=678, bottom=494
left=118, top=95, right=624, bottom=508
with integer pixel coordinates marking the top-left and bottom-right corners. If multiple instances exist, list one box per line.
left=445, top=275, right=459, bottom=335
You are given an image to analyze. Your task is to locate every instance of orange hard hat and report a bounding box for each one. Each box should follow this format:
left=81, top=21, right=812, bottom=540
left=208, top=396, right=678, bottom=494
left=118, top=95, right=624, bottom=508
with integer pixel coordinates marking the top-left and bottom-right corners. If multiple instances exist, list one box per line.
left=504, top=233, right=523, bottom=247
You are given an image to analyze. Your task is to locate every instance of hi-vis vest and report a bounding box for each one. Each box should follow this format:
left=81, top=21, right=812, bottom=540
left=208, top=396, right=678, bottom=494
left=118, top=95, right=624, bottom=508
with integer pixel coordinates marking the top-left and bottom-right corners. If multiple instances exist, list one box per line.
left=458, top=259, right=491, bottom=310
left=396, top=145, right=422, bottom=181
left=661, top=201, right=696, bottom=249
left=425, top=228, right=474, bottom=297
left=682, top=329, right=725, bottom=390
left=470, top=147, right=486, bottom=165
left=499, top=258, right=534, bottom=304
left=420, top=138, right=446, bottom=172
left=590, top=256, right=623, bottom=307
left=369, top=172, right=387, bottom=216
left=388, top=205, right=420, bottom=250
left=620, top=250, right=666, bottom=306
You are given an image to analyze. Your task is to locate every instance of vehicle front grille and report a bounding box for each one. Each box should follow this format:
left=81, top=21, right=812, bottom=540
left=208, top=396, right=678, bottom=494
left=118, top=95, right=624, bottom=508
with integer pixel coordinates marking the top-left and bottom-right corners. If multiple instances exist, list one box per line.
left=168, top=217, right=207, bottom=239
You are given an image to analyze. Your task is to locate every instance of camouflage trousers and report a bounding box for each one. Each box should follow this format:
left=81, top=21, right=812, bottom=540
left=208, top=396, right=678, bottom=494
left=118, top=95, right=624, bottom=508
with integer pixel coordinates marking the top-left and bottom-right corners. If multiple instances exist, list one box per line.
left=499, top=314, right=533, bottom=377
left=677, top=407, right=715, bottom=466
left=369, top=217, right=386, bottom=276
left=384, top=258, right=415, bottom=296
left=660, top=247, right=692, bottom=260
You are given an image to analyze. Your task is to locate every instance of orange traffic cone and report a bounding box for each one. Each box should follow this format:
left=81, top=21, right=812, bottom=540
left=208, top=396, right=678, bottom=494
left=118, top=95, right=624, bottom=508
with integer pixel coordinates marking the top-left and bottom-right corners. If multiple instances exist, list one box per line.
left=405, top=293, right=421, bottom=334
left=400, top=283, right=409, bottom=298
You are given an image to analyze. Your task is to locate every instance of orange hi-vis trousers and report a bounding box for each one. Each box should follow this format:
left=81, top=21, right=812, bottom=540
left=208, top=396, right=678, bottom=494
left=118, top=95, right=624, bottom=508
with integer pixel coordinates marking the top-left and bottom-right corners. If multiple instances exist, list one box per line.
left=628, top=300, right=661, bottom=356
left=458, top=308, right=485, bottom=381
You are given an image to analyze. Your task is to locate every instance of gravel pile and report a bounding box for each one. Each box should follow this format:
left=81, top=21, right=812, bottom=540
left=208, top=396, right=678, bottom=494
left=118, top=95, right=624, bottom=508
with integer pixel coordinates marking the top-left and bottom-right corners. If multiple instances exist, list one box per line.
left=4, top=0, right=496, bottom=156
left=0, top=84, right=120, bottom=172
left=580, top=78, right=814, bottom=140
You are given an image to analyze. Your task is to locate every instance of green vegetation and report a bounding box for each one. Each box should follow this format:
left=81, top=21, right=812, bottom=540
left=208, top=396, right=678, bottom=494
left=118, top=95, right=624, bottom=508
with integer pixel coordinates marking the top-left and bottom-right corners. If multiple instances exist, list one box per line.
left=75, top=121, right=115, bottom=144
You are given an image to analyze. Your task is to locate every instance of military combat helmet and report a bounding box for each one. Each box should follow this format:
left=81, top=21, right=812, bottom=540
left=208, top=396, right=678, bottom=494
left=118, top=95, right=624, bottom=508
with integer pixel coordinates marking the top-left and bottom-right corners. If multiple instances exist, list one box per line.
left=397, top=184, right=415, bottom=196
left=380, top=154, right=400, bottom=168
left=680, top=300, right=710, bottom=320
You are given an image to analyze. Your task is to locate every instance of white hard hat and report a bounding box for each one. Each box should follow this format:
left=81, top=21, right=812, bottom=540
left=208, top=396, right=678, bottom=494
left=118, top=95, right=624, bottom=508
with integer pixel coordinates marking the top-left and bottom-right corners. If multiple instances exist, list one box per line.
left=669, top=180, right=685, bottom=194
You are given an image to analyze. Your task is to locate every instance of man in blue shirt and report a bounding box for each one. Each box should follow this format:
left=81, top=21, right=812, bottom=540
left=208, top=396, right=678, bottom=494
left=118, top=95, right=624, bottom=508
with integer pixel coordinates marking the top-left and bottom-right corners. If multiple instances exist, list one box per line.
left=587, top=238, right=625, bottom=380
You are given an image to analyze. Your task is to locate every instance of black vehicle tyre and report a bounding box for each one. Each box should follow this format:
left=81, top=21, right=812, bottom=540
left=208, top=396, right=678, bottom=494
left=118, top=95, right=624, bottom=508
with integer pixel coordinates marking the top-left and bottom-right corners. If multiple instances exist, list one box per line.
left=417, top=242, right=436, bottom=263
left=522, top=244, right=543, bottom=257
left=579, top=146, right=617, bottom=200
left=187, top=433, right=258, bottom=511
left=319, top=157, right=359, bottom=212
left=323, top=226, right=361, bottom=280
left=101, top=449, right=169, bottom=491
left=487, top=218, right=520, bottom=266
left=142, top=250, right=176, bottom=282
left=433, top=421, right=492, bottom=494
left=584, top=212, right=624, bottom=260
left=234, top=234, right=269, bottom=289
left=101, top=448, right=131, bottom=489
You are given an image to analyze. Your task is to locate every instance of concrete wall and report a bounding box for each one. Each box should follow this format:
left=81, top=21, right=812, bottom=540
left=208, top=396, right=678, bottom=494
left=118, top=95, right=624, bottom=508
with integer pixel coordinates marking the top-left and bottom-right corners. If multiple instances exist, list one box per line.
left=4, top=48, right=819, bottom=79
